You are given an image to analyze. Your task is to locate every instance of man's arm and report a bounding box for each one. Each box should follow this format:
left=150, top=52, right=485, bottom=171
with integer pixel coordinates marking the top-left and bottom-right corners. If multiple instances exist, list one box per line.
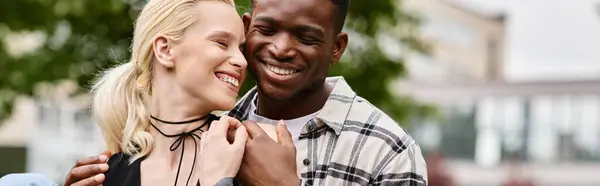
left=373, top=143, right=428, bottom=186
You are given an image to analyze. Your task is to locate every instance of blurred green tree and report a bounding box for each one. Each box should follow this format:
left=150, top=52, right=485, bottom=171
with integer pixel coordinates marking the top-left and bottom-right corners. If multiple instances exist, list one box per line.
left=0, top=0, right=436, bottom=125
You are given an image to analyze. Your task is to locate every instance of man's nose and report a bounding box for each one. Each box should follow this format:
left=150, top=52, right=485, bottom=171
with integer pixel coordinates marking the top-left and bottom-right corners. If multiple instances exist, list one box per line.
left=267, top=34, right=297, bottom=61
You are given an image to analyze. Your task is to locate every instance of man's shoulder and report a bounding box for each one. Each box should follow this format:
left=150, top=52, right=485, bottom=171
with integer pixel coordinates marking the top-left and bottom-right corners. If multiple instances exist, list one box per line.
left=323, top=96, right=427, bottom=182
left=340, top=95, right=418, bottom=152
left=346, top=96, right=412, bottom=136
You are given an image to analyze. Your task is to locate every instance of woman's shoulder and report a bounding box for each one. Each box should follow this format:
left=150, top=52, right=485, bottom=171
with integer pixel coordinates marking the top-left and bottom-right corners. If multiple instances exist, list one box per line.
left=107, top=152, right=130, bottom=164
left=106, top=152, right=139, bottom=170
left=104, top=152, right=142, bottom=186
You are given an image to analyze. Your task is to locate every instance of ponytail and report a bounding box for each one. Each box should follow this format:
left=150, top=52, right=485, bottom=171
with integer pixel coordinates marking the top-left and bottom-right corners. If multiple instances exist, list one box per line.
left=91, top=62, right=154, bottom=161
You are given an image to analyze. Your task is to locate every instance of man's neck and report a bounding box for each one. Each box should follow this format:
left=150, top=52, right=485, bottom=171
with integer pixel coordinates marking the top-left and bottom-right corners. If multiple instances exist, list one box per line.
left=256, top=83, right=333, bottom=120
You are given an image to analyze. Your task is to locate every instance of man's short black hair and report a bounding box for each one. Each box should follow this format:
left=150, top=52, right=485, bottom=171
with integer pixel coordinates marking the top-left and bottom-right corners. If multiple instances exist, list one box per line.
left=331, top=0, right=350, bottom=32
left=250, top=0, right=350, bottom=33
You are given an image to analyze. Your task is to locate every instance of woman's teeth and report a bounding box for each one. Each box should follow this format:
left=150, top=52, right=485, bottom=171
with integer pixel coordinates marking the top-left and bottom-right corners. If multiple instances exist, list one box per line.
left=266, top=64, right=296, bottom=75
left=219, top=75, right=239, bottom=87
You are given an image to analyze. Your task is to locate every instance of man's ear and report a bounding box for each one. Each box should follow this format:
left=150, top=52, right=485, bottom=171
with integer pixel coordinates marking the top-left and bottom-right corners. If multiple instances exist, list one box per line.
left=243, top=13, right=252, bottom=34
left=331, top=32, right=348, bottom=64
left=153, top=35, right=175, bottom=68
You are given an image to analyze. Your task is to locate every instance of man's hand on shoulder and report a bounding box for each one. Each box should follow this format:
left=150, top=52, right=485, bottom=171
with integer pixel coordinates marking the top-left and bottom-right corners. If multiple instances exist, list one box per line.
left=63, top=150, right=111, bottom=186
left=236, top=120, right=301, bottom=186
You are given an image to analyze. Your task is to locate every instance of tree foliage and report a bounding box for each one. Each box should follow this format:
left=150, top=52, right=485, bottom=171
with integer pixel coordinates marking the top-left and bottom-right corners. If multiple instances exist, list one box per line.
left=0, top=0, right=436, bottom=125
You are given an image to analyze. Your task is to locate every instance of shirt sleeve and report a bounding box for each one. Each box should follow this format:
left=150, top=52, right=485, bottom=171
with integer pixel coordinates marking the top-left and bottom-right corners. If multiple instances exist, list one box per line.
left=373, top=143, right=428, bottom=186
left=213, top=177, right=236, bottom=186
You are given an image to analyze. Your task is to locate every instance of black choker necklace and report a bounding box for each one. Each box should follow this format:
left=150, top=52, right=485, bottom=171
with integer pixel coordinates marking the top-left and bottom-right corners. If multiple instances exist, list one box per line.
left=149, top=114, right=219, bottom=186
left=150, top=115, right=209, bottom=125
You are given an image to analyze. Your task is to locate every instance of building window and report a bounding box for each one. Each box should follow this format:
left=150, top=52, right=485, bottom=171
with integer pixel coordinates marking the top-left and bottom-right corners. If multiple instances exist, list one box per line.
left=74, top=108, right=96, bottom=142
left=439, top=101, right=477, bottom=160
left=36, top=103, right=60, bottom=133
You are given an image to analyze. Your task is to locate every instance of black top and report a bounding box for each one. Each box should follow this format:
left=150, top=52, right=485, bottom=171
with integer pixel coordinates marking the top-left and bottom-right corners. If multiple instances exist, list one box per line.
left=104, top=152, right=237, bottom=186
left=104, top=114, right=237, bottom=186
left=104, top=152, right=145, bottom=186
left=104, top=153, right=201, bottom=186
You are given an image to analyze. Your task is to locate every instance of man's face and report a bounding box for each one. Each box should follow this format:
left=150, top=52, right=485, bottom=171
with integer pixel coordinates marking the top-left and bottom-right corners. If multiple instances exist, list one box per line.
left=243, top=0, right=348, bottom=100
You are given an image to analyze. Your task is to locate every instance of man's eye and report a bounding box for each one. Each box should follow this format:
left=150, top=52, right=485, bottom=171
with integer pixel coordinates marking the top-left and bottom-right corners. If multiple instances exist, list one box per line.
left=299, top=37, right=318, bottom=45
left=256, top=26, right=275, bottom=35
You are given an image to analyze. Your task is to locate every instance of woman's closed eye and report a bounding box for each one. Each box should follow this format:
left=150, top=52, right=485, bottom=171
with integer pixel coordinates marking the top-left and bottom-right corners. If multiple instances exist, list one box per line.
left=215, top=40, right=228, bottom=48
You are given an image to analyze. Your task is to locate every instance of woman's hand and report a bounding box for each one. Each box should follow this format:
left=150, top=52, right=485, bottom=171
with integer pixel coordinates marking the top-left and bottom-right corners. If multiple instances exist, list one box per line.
left=198, top=116, right=248, bottom=186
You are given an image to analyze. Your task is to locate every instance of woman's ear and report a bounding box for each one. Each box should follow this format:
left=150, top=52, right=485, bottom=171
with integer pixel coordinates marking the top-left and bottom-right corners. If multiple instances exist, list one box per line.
left=153, top=35, right=175, bottom=68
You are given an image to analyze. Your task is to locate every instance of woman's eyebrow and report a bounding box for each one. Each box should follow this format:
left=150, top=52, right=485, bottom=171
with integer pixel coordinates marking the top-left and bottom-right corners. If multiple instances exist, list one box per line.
left=207, top=30, right=235, bottom=40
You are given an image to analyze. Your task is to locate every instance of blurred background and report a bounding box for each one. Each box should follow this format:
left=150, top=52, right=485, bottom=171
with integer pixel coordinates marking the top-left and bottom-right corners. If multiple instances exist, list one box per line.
left=1, top=0, right=600, bottom=185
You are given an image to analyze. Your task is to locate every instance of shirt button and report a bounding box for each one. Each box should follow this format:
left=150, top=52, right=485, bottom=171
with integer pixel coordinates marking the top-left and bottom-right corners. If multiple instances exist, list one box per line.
left=303, top=158, right=311, bottom=166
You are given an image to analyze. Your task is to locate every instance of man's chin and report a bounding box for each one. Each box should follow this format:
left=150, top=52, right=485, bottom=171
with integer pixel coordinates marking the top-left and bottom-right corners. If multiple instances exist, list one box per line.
left=263, top=91, right=295, bottom=101
left=258, top=84, right=296, bottom=101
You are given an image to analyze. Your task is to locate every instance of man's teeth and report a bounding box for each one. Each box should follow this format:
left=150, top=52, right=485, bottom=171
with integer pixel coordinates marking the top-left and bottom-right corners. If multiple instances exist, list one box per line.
left=219, top=75, right=239, bottom=87
left=266, top=64, right=296, bottom=75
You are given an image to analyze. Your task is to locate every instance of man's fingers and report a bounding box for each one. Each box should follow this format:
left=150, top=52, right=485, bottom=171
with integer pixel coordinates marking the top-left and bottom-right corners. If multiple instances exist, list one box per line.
left=74, top=155, right=108, bottom=168
left=243, top=120, right=267, bottom=139
left=232, top=125, right=248, bottom=148
left=276, top=120, right=295, bottom=152
left=70, top=174, right=105, bottom=186
left=67, top=155, right=109, bottom=185
left=100, top=150, right=112, bottom=158
left=69, top=164, right=109, bottom=182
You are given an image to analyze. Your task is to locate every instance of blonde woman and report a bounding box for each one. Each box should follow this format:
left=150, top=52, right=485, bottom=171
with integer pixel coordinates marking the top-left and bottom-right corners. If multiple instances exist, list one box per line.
left=92, top=0, right=253, bottom=185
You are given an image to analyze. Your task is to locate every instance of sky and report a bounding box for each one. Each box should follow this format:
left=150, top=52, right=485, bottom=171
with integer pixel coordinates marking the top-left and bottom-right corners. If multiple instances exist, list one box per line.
left=449, top=0, right=600, bottom=82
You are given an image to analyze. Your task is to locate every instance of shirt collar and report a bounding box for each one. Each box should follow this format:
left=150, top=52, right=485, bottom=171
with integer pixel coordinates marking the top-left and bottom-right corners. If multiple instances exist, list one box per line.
left=314, top=76, right=355, bottom=135
left=226, top=87, right=257, bottom=121
left=227, top=76, right=356, bottom=135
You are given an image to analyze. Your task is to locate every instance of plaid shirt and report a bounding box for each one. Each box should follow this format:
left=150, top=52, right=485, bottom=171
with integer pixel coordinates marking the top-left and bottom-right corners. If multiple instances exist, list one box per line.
left=227, top=76, right=428, bottom=186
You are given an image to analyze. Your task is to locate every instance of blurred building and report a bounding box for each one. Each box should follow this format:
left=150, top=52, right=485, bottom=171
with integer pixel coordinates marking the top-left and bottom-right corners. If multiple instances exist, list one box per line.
left=402, top=0, right=505, bottom=83
left=397, top=0, right=600, bottom=185
left=0, top=82, right=105, bottom=183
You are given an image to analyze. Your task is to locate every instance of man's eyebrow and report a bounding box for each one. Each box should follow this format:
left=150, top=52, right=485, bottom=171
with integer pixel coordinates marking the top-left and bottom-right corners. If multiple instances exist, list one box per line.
left=296, top=25, right=325, bottom=38
left=254, top=16, right=325, bottom=38
left=254, top=16, right=277, bottom=25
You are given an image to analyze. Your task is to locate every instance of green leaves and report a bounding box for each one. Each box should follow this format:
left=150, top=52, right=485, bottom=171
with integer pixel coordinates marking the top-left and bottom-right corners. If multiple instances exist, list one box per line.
left=0, top=0, right=436, bottom=126
left=0, top=0, right=136, bottom=121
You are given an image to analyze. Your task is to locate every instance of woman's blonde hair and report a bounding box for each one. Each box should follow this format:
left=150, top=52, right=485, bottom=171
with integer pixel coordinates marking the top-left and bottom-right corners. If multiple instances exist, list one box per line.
left=91, top=0, right=235, bottom=161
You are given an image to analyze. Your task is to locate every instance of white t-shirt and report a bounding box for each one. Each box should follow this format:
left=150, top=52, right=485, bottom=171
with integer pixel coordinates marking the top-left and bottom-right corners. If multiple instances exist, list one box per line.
left=247, top=95, right=319, bottom=143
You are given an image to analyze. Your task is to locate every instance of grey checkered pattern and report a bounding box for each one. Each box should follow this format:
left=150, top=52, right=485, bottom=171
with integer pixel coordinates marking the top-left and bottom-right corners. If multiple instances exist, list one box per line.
left=227, top=76, right=428, bottom=186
